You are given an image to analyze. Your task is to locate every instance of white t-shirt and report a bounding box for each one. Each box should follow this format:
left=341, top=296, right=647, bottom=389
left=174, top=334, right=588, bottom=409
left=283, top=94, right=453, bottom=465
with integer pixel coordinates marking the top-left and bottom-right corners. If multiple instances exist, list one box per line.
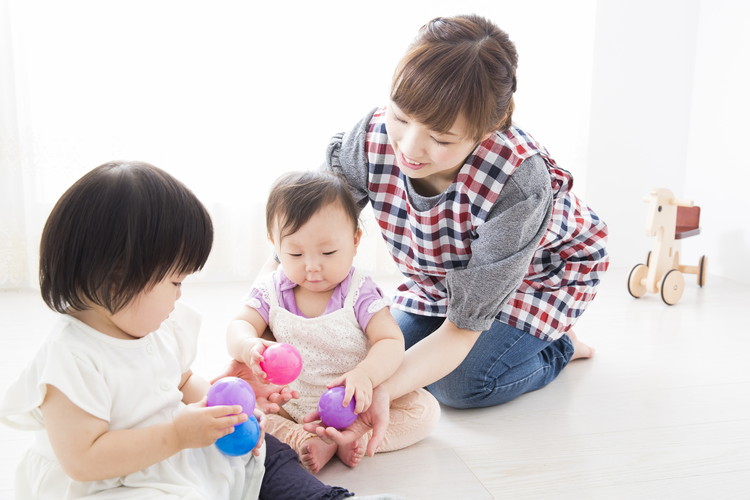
left=0, top=303, right=264, bottom=499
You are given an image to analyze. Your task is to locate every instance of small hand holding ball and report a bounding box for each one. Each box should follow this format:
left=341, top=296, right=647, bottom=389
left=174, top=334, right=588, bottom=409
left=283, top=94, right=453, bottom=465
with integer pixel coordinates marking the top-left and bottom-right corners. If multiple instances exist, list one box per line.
left=207, top=377, right=259, bottom=456
left=318, top=386, right=358, bottom=430
left=260, top=343, right=303, bottom=385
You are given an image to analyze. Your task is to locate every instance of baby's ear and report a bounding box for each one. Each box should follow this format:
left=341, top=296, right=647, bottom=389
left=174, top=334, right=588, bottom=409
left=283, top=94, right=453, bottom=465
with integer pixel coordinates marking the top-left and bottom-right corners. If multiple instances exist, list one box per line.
left=353, top=228, right=363, bottom=247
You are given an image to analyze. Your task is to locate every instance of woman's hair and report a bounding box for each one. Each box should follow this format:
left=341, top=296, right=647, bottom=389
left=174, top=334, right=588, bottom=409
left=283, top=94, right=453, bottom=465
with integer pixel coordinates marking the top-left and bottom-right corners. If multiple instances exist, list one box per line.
left=266, top=170, right=360, bottom=241
left=39, top=161, right=213, bottom=314
left=390, top=14, right=518, bottom=141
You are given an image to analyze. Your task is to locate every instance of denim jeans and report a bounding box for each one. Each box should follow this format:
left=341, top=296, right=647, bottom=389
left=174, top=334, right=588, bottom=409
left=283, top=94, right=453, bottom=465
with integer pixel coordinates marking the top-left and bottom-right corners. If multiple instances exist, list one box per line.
left=392, top=310, right=575, bottom=409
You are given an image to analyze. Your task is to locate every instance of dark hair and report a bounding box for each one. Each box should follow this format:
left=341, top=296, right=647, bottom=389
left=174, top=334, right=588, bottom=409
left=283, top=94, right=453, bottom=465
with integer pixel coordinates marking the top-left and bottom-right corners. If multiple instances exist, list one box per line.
left=391, top=14, right=518, bottom=141
left=39, top=161, right=213, bottom=314
left=266, top=171, right=360, bottom=241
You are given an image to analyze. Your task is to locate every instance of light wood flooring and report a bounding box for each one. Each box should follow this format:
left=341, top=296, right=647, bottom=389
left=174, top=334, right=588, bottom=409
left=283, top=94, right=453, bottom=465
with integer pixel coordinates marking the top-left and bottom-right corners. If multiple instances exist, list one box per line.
left=1, top=266, right=749, bottom=499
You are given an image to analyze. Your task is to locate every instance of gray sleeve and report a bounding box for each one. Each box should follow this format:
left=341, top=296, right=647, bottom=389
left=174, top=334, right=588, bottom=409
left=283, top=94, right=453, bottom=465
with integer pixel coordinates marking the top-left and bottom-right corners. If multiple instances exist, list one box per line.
left=444, top=155, right=554, bottom=332
left=321, top=109, right=378, bottom=209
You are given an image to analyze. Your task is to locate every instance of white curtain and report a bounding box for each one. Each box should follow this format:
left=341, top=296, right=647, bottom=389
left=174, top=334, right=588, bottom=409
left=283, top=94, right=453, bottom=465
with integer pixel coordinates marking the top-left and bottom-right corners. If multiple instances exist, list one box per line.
left=0, top=0, right=596, bottom=289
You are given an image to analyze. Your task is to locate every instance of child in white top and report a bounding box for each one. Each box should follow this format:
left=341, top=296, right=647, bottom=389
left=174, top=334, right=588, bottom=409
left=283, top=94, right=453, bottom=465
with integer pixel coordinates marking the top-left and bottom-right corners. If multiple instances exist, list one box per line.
left=223, top=171, right=440, bottom=473
left=0, top=162, right=361, bottom=499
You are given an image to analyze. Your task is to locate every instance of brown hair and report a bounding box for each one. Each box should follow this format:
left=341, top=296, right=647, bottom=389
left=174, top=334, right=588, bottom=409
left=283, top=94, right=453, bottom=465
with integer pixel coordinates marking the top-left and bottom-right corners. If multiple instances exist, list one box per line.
left=266, top=170, right=360, bottom=241
left=391, top=14, right=518, bottom=141
left=39, top=161, right=213, bottom=314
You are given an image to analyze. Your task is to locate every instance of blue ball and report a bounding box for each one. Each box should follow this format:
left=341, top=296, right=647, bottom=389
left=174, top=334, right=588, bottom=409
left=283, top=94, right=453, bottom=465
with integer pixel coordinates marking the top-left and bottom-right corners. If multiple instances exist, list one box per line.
left=215, top=415, right=261, bottom=457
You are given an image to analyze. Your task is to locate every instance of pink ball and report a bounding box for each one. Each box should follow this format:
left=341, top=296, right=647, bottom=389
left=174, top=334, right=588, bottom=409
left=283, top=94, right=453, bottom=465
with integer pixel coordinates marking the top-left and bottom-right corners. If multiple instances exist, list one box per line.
left=318, top=386, right=357, bottom=430
left=260, top=343, right=303, bottom=385
left=207, top=377, right=256, bottom=416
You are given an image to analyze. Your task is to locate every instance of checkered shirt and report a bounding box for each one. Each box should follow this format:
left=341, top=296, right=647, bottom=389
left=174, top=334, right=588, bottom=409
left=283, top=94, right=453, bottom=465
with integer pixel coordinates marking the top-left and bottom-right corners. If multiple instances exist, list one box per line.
left=365, top=108, right=609, bottom=341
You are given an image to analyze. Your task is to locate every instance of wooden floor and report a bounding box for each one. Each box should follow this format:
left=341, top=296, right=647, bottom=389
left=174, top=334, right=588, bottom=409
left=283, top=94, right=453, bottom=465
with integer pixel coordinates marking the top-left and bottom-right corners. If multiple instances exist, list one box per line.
left=1, top=266, right=749, bottom=499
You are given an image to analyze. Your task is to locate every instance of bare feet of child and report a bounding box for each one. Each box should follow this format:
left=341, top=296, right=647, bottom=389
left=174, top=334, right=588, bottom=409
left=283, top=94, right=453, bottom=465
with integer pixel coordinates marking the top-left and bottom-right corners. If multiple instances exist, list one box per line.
left=336, top=436, right=366, bottom=469
left=301, top=437, right=337, bottom=474
left=568, top=330, right=595, bottom=360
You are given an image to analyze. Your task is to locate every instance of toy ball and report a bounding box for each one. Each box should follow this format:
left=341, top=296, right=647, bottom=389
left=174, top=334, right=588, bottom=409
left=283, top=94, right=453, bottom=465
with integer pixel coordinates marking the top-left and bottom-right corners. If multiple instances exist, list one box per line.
left=318, top=386, right=357, bottom=430
left=215, top=415, right=261, bottom=456
left=260, top=343, right=303, bottom=385
left=207, top=377, right=256, bottom=416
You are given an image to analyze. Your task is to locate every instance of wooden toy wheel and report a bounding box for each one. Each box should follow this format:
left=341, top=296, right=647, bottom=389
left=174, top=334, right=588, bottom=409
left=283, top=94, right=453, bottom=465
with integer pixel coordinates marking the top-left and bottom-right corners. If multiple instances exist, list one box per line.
left=627, top=264, right=649, bottom=298
left=645, top=251, right=652, bottom=267
left=660, top=269, right=685, bottom=305
left=698, top=255, right=708, bottom=287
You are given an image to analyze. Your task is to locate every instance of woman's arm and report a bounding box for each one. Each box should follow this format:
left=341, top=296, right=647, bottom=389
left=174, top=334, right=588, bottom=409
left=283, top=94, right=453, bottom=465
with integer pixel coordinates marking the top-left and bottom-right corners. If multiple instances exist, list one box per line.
left=41, top=384, right=245, bottom=482
left=304, top=318, right=480, bottom=455
left=380, top=318, right=480, bottom=401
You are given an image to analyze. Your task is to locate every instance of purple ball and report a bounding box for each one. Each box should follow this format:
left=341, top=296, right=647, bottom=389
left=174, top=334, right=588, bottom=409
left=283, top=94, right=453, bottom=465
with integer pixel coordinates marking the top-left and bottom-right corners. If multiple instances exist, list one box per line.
left=318, top=386, right=357, bottom=430
left=207, top=377, right=256, bottom=416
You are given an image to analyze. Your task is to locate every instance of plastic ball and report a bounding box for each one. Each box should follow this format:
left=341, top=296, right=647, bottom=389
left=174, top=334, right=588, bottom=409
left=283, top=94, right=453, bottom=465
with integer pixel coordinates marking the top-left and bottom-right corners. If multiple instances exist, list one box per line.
left=318, top=386, right=357, bottom=430
left=207, top=377, right=256, bottom=416
left=215, top=415, right=261, bottom=456
left=260, top=343, right=303, bottom=385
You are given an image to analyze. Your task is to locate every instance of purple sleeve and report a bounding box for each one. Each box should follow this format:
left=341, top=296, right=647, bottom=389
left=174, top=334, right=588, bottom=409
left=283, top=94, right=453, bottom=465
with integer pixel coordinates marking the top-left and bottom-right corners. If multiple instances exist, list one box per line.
left=243, top=287, right=271, bottom=325
left=353, top=276, right=390, bottom=332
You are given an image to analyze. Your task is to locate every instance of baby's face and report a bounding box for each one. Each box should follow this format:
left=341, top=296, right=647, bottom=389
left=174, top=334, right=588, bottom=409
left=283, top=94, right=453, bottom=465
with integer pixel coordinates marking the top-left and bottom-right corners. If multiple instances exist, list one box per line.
left=77, top=272, right=188, bottom=340
left=272, top=203, right=361, bottom=294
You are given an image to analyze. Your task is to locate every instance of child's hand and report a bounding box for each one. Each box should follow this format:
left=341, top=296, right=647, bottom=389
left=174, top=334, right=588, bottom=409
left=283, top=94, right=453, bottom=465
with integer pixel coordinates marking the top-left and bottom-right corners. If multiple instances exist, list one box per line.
left=243, top=339, right=277, bottom=382
left=212, top=360, right=299, bottom=414
left=173, top=397, right=247, bottom=450
left=327, top=368, right=373, bottom=414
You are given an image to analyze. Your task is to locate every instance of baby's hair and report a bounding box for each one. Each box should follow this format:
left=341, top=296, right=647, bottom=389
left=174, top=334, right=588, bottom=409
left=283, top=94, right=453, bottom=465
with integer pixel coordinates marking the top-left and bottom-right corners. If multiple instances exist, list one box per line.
left=266, top=171, right=360, bottom=241
left=39, top=161, right=213, bottom=314
left=391, top=14, right=518, bottom=141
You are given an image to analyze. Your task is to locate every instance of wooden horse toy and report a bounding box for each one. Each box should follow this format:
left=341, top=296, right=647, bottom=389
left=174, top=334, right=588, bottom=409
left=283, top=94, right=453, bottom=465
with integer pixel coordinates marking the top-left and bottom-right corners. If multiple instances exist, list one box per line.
left=627, top=188, right=707, bottom=305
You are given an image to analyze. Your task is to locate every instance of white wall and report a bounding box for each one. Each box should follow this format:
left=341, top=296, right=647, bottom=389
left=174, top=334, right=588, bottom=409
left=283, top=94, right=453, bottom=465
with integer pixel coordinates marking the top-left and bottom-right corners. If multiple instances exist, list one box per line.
left=685, top=0, right=750, bottom=285
left=587, top=0, right=750, bottom=285
left=1, top=0, right=596, bottom=287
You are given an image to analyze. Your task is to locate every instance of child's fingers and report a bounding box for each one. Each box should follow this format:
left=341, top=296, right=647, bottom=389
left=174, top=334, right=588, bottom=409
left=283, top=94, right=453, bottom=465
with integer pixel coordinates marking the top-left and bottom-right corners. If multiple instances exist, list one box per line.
left=216, top=412, right=248, bottom=428
left=354, top=390, right=368, bottom=414
left=207, top=404, right=244, bottom=417
left=326, top=375, right=346, bottom=390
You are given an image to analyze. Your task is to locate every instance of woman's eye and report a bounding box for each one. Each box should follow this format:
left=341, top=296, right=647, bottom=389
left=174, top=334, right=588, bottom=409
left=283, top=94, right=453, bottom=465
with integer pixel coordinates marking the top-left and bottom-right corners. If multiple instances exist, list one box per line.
left=432, top=137, right=449, bottom=146
left=172, top=282, right=182, bottom=288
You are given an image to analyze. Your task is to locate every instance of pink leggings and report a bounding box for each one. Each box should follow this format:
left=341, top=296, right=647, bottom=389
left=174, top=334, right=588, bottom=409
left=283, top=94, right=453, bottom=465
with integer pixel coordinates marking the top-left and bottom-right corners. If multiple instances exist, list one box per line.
left=265, top=388, right=440, bottom=456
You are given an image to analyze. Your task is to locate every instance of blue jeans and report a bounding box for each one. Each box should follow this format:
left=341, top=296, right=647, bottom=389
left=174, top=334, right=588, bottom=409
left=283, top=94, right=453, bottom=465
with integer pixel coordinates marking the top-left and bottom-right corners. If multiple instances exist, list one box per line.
left=393, top=310, right=575, bottom=409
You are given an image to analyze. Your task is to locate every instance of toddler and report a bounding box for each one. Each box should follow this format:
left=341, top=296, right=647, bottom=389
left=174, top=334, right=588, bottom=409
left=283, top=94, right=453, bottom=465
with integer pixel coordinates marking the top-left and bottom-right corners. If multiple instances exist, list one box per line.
left=225, top=170, right=440, bottom=473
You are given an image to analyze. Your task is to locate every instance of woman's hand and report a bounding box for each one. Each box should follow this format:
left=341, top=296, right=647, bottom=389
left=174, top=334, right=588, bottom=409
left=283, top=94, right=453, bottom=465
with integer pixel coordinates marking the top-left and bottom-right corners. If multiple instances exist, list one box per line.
left=211, top=359, right=299, bottom=414
left=173, top=397, right=248, bottom=450
left=327, top=367, right=373, bottom=413
left=302, top=384, right=391, bottom=456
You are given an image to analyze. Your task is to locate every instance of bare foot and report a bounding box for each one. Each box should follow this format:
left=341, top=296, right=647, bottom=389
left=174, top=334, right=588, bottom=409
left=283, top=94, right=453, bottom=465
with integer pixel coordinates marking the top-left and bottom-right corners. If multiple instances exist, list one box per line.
left=568, top=330, right=595, bottom=360
left=336, top=436, right=366, bottom=468
left=300, top=437, right=337, bottom=474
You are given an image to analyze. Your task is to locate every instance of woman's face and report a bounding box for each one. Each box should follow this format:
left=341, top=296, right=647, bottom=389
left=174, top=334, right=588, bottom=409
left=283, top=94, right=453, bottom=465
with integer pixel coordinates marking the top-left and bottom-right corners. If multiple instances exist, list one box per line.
left=385, top=102, right=490, bottom=195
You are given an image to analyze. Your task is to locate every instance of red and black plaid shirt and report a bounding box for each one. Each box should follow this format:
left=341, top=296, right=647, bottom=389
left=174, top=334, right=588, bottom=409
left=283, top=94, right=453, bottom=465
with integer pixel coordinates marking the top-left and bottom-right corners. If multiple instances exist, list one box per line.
left=365, top=108, right=608, bottom=341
